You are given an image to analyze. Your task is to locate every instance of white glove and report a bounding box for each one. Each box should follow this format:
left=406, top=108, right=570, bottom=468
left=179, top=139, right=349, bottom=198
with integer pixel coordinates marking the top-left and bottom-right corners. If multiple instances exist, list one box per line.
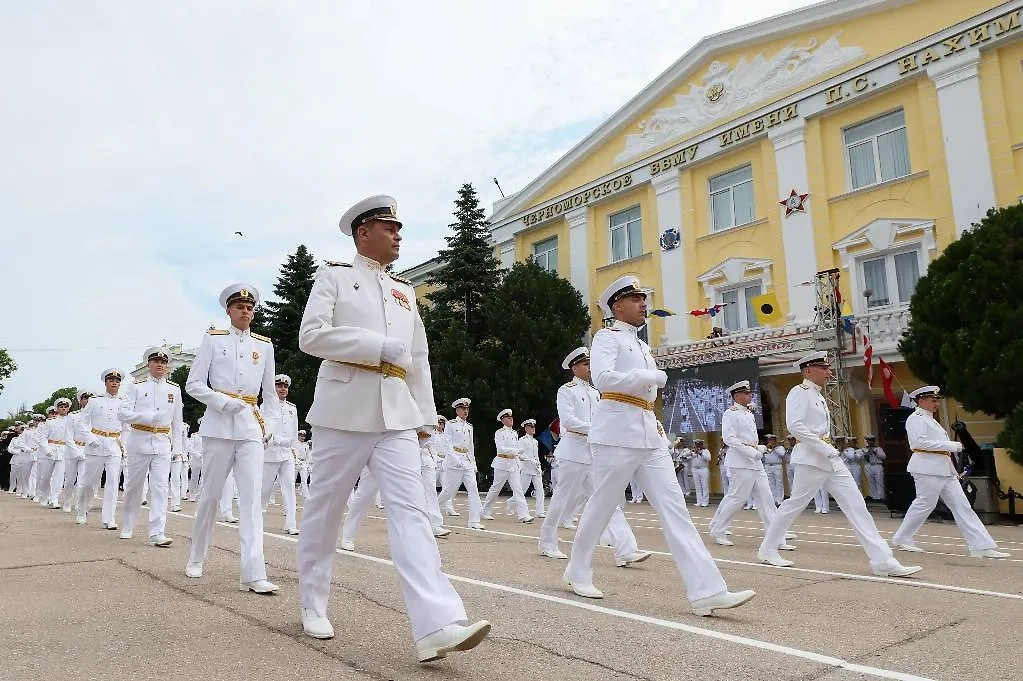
left=380, top=337, right=407, bottom=364
left=757, top=445, right=768, bottom=454
left=223, top=399, right=248, bottom=416
left=651, top=369, right=668, bottom=388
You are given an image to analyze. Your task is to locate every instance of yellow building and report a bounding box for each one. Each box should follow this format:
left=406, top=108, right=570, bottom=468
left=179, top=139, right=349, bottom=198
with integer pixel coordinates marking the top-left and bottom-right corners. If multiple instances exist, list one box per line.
left=406, top=1, right=1023, bottom=483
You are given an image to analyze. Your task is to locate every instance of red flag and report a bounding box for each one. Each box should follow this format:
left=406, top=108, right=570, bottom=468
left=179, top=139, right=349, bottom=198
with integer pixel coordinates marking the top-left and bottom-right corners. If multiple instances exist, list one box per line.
left=548, top=418, right=560, bottom=439
left=878, top=358, right=899, bottom=408
left=863, top=332, right=874, bottom=388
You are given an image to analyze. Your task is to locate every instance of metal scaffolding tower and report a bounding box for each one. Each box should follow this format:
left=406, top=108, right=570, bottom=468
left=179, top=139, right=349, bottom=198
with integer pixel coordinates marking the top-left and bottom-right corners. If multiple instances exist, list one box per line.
left=813, top=268, right=852, bottom=440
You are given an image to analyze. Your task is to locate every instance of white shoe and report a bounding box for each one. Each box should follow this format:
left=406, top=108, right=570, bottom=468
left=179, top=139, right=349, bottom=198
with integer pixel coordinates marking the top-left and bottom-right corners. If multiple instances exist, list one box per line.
left=539, top=547, right=568, bottom=560
left=170, top=506, right=182, bottom=513
left=119, top=530, right=133, bottom=540
left=433, top=527, right=451, bottom=538
left=302, top=608, right=334, bottom=639
left=758, top=551, right=794, bottom=567
left=339, top=539, right=355, bottom=552
left=148, top=535, right=173, bottom=547
left=562, top=571, right=603, bottom=599
left=724, top=530, right=732, bottom=536
left=615, top=550, right=652, bottom=567
left=711, top=534, right=734, bottom=546
left=890, top=538, right=923, bottom=552
left=185, top=562, right=203, bottom=578
left=537, top=513, right=546, bottom=518
left=872, top=562, right=922, bottom=578
left=286, top=528, right=300, bottom=536
left=560, top=522, right=576, bottom=530
left=784, top=531, right=797, bottom=540
left=415, top=620, right=491, bottom=663
left=240, top=579, right=279, bottom=594
left=690, top=589, right=756, bottom=617
left=970, top=548, right=1010, bottom=559
left=482, top=514, right=495, bottom=521
left=446, top=509, right=460, bottom=517
left=468, top=523, right=486, bottom=530
left=75, top=513, right=87, bottom=525
left=226, top=516, right=238, bottom=524
left=777, top=543, right=796, bottom=551
left=105, top=523, right=119, bottom=531
left=519, top=516, right=535, bottom=524
left=49, top=502, right=61, bottom=509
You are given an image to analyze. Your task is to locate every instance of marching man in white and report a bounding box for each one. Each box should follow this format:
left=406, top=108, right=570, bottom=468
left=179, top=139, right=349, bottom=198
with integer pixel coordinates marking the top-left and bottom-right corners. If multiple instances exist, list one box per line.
left=185, top=425, right=203, bottom=501
left=839, top=437, right=864, bottom=495
left=417, top=428, right=449, bottom=537
left=429, top=416, right=458, bottom=516
left=41, top=398, right=74, bottom=509
left=482, top=409, right=533, bottom=523
left=296, top=195, right=489, bottom=661
left=861, top=435, right=887, bottom=501
left=117, top=347, right=183, bottom=547
left=295, top=430, right=310, bottom=498
left=261, top=374, right=300, bottom=535
left=763, top=434, right=786, bottom=505
left=437, top=398, right=485, bottom=529
left=890, top=386, right=1008, bottom=558
left=169, top=422, right=187, bottom=513
left=759, top=351, right=921, bottom=577
left=690, top=438, right=712, bottom=507
left=74, top=369, right=125, bottom=529
left=517, top=419, right=544, bottom=518
left=185, top=283, right=281, bottom=594
left=60, top=391, right=92, bottom=513
left=562, top=277, right=755, bottom=615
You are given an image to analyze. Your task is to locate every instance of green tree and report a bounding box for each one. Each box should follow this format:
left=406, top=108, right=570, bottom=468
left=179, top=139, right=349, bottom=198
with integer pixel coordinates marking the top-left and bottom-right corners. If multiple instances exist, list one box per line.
left=31, top=387, right=79, bottom=416
left=170, top=365, right=204, bottom=430
left=899, top=204, right=1023, bottom=462
left=0, top=349, right=16, bottom=395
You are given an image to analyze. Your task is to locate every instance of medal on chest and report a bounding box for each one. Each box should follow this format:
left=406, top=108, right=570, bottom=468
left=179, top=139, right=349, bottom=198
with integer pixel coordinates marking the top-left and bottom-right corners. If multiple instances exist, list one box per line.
left=391, top=288, right=411, bottom=311
left=252, top=351, right=260, bottom=364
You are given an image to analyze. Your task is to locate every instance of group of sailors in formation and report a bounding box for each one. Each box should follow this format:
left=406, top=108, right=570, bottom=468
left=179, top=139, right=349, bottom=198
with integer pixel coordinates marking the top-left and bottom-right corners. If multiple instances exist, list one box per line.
left=1, top=194, right=1012, bottom=665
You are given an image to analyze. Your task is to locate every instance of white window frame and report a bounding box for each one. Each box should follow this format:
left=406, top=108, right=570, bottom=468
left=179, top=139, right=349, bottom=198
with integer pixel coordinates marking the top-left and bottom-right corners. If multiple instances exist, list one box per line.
left=532, top=236, right=558, bottom=274
left=857, top=245, right=923, bottom=312
left=714, top=278, right=763, bottom=333
left=843, top=109, right=911, bottom=191
left=709, top=164, right=755, bottom=233
left=608, top=206, right=642, bottom=263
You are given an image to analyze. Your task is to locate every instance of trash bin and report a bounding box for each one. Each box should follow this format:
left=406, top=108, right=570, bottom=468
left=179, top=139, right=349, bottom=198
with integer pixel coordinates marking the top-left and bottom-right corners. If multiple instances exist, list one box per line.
left=967, top=476, right=999, bottom=525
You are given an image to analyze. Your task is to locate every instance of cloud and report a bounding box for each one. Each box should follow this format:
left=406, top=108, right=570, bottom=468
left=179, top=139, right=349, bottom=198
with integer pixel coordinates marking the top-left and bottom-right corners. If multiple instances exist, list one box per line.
left=0, top=0, right=818, bottom=412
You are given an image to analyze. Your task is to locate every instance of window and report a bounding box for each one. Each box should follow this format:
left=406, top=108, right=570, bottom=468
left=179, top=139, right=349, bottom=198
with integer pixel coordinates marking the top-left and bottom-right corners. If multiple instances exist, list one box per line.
left=532, top=237, right=558, bottom=273
left=861, top=249, right=920, bottom=309
left=844, top=110, right=910, bottom=190
left=709, top=165, right=755, bottom=232
left=609, top=207, right=642, bottom=263
left=718, top=280, right=763, bottom=332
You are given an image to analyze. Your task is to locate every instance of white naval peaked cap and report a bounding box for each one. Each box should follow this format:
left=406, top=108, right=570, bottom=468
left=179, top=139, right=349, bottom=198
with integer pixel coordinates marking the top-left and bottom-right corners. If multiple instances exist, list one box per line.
left=274, top=374, right=292, bottom=386
left=726, top=380, right=751, bottom=394
left=497, top=408, right=513, bottom=422
left=338, top=195, right=402, bottom=237
left=76, top=390, right=93, bottom=402
left=143, top=346, right=170, bottom=362
left=910, top=385, right=942, bottom=400
left=54, top=397, right=72, bottom=408
left=219, top=283, right=260, bottom=309
left=598, top=275, right=647, bottom=316
left=100, top=368, right=123, bottom=381
left=436, top=415, right=447, bottom=423
left=521, top=418, right=537, bottom=427
left=451, top=397, right=471, bottom=409
left=793, top=350, right=829, bottom=370
left=45, top=406, right=57, bottom=414
left=561, top=346, right=589, bottom=370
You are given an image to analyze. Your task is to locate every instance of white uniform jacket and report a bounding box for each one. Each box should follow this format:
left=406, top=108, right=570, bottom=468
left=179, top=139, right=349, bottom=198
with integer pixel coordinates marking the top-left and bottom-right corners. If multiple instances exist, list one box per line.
left=721, top=403, right=764, bottom=471
left=118, top=376, right=184, bottom=458
left=294, top=441, right=310, bottom=470
left=840, top=447, right=863, bottom=466
left=555, top=379, right=600, bottom=464
left=42, top=415, right=72, bottom=461
left=263, top=400, right=299, bottom=463
left=68, top=411, right=88, bottom=460
left=186, top=433, right=203, bottom=460
left=446, top=418, right=476, bottom=471
left=492, top=427, right=521, bottom=472
left=589, top=321, right=667, bottom=449
left=187, top=326, right=279, bottom=442
left=75, top=394, right=124, bottom=457
left=518, top=434, right=542, bottom=476
left=299, top=255, right=437, bottom=433
left=764, top=445, right=785, bottom=466
left=785, top=379, right=843, bottom=473
left=905, top=408, right=961, bottom=477
left=861, top=445, right=887, bottom=467
left=691, top=447, right=711, bottom=469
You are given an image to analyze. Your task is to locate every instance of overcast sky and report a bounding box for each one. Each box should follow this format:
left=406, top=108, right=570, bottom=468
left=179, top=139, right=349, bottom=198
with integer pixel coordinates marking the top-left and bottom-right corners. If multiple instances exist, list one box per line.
left=0, top=0, right=818, bottom=414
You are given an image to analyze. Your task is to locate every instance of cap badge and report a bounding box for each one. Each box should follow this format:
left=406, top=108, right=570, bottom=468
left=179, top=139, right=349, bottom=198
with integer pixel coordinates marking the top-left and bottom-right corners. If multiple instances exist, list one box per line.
left=239, top=288, right=250, bottom=299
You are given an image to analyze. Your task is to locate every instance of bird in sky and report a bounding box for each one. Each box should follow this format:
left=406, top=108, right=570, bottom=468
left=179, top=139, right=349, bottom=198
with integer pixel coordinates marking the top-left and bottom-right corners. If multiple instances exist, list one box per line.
left=234, top=231, right=244, bottom=237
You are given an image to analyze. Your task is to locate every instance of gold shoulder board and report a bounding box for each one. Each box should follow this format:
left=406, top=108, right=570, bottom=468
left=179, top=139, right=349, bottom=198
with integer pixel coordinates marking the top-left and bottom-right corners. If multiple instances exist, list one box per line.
left=208, top=329, right=229, bottom=335
left=563, top=381, right=576, bottom=388
left=167, top=380, right=179, bottom=387
left=390, top=274, right=412, bottom=286
left=134, top=378, right=145, bottom=384
left=251, top=332, right=273, bottom=343
left=324, top=260, right=352, bottom=267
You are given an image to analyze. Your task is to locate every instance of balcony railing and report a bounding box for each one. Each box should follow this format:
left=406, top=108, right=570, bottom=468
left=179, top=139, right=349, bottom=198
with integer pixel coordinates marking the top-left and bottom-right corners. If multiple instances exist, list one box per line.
left=654, top=323, right=816, bottom=368
left=854, top=305, right=912, bottom=352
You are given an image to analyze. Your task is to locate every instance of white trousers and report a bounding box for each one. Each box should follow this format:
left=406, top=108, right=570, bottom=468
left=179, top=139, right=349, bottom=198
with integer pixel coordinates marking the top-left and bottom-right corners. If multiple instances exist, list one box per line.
left=892, top=474, right=996, bottom=552
left=482, top=467, right=529, bottom=519
left=28, top=460, right=38, bottom=497
left=691, top=467, right=711, bottom=506
left=35, top=459, right=57, bottom=504
left=60, top=457, right=82, bottom=509
left=188, top=438, right=267, bottom=583
left=718, top=466, right=730, bottom=496
left=219, top=470, right=237, bottom=519
left=762, top=464, right=894, bottom=568
left=764, top=464, right=785, bottom=505
left=297, top=427, right=468, bottom=640
left=814, top=486, right=831, bottom=512
left=566, top=446, right=727, bottom=602
left=785, top=463, right=795, bottom=496
left=421, top=465, right=444, bottom=530
left=518, top=471, right=545, bottom=516
left=538, top=458, right=637, bottom=560
left=74, top=455, right=111, bottom=520
left=845, top=463, right=863, bottom=495
left=121, top=452, right=171, bottom=537
left=437, top=468, right=483, bottom=524
left=867, top=464, right=885, bottom=500
left=679, top=464, right=692, bottom=495
left=102, top=456, right=122, bottom=525
left=709, top=468, right=779, bottom=543
left=188, top=457, right=203, bottom=499
left=630, top=477, right=645, bottom=501
left=261, top=459, right=298, bottom=532
left=341, top=468, right=383, bottom=542
left=169, top=459, right=183, bottom=508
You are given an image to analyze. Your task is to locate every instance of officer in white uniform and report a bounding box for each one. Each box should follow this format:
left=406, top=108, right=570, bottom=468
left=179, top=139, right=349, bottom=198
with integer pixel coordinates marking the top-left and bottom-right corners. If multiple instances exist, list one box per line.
left=294, top=430, right=310, bottom=497
left=61, top=391, right=92, bottom=513
left=517, top=419, right=545, bottom=518
left=839, top=437, right=864, bottom=495
left=861, top=435, right=887, bottom=501
left=538, top=346, right=648, bottom=565
left=429, top=416, right=458, bottom=516
left=783, top=435, right=796, bottom=497
left=716, top=443, right=730, bottom=496
left=482, top=409, right=533, bottom=522
left=261, top=374, right=300, bottom=535
left=169, top=423, right=188, bottom=512
left=185, top=427, right=204, bottom=500
left=295, top=195, right=489, bottom=661
left=890, top=387, right=1008, bottom=558
left=185, top=283, right=281, bottom=594
left=73, top=370, right=125, bottom=528
left=759, top=351, right=921, bottom=577
left=117, top=347, right=183, bottom=547
left=763, top=434, right=786, bottom=505
left=690, top=439, right=712, bottom=507
left=563, top=277, right=755, bottom=616
left=38, top=404, right=69, bottom=508
left=708, top=381, right=792, bottom=550
left=672, top=440, right=692, bottom=495
left=417, top=429, right=449, bottom=536
left=437, top=398, right=485, bottom=529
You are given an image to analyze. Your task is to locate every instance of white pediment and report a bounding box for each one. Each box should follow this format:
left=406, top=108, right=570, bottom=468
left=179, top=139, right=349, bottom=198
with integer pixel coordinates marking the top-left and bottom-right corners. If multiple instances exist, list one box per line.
left=697, top=257, right=773, bottom=300
left=615, top=34, right=866, bottom=164
left=832, top=218, right=936, bottom=263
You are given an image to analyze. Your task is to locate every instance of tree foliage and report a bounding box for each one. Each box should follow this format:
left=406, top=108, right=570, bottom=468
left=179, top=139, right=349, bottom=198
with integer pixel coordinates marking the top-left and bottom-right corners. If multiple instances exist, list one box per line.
left=0, top=348, right=16, bottom=395
left=31, top=386, right=79, bottom=416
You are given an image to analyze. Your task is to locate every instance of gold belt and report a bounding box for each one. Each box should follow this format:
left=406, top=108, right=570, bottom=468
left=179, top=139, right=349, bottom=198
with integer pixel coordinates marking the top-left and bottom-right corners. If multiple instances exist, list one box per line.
left=216, top=390, right=267, bottom=438
left=331, top=360, right=407, bottom=380
left=796, top=436, right=832, bottom=445
left=914, top=449, right=952, bottom=456
left=131, top=424, right=171, bottom=435
left=496, top=453, right=517, bottom=460
left=453, top=446, right=469, bottom=453
left=600, top=392, right=654, bottom=411
left=91, top=428, right=121, bottom=438
left=47, top=439, right=67, bottom=445
left=75, top=441, right=87, bottom=447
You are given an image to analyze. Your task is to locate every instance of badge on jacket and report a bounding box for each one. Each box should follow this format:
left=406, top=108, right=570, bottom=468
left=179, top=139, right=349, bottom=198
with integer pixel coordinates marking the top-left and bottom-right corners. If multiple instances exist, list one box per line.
left=168, top=393, right=175, bottom=403
left=252, top=351, right=260, bottom=364
left=392, top=289, right=411, bottom=311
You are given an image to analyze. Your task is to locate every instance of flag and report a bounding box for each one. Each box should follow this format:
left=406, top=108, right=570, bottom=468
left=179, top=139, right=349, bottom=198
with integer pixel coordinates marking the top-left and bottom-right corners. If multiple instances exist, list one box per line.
left=841, top=300, right=854, bottom=334
left=648, top=308, right=676, bottom=318
left=901, top=391, right=913, bottom=408
left=537, top=428, right=554, bottom=453
left=548, top=418, right=560, bottom=440
left=751, top=292, right=783, bottom=325
left=878, top=358, right=899, bottom=408
left=862, top=332, right=874, bottom=388
left=689, top=303, right=728, bottom=318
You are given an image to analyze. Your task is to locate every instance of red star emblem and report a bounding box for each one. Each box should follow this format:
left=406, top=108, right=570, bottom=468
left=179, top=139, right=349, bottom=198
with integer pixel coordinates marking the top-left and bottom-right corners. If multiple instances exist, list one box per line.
left=779, top=189, right=809, bottom=217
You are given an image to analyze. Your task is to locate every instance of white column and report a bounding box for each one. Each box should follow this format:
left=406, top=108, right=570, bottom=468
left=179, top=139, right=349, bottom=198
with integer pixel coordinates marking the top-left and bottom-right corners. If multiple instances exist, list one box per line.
left=928, top=51, right=997, bottom=237
left=498, top=239, right=515, bottom=270
left=769, top=118, right=818, bottom=325
left=651, top=172, right=689, bottom=343
left=566, top=208, right=590, bottom=306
